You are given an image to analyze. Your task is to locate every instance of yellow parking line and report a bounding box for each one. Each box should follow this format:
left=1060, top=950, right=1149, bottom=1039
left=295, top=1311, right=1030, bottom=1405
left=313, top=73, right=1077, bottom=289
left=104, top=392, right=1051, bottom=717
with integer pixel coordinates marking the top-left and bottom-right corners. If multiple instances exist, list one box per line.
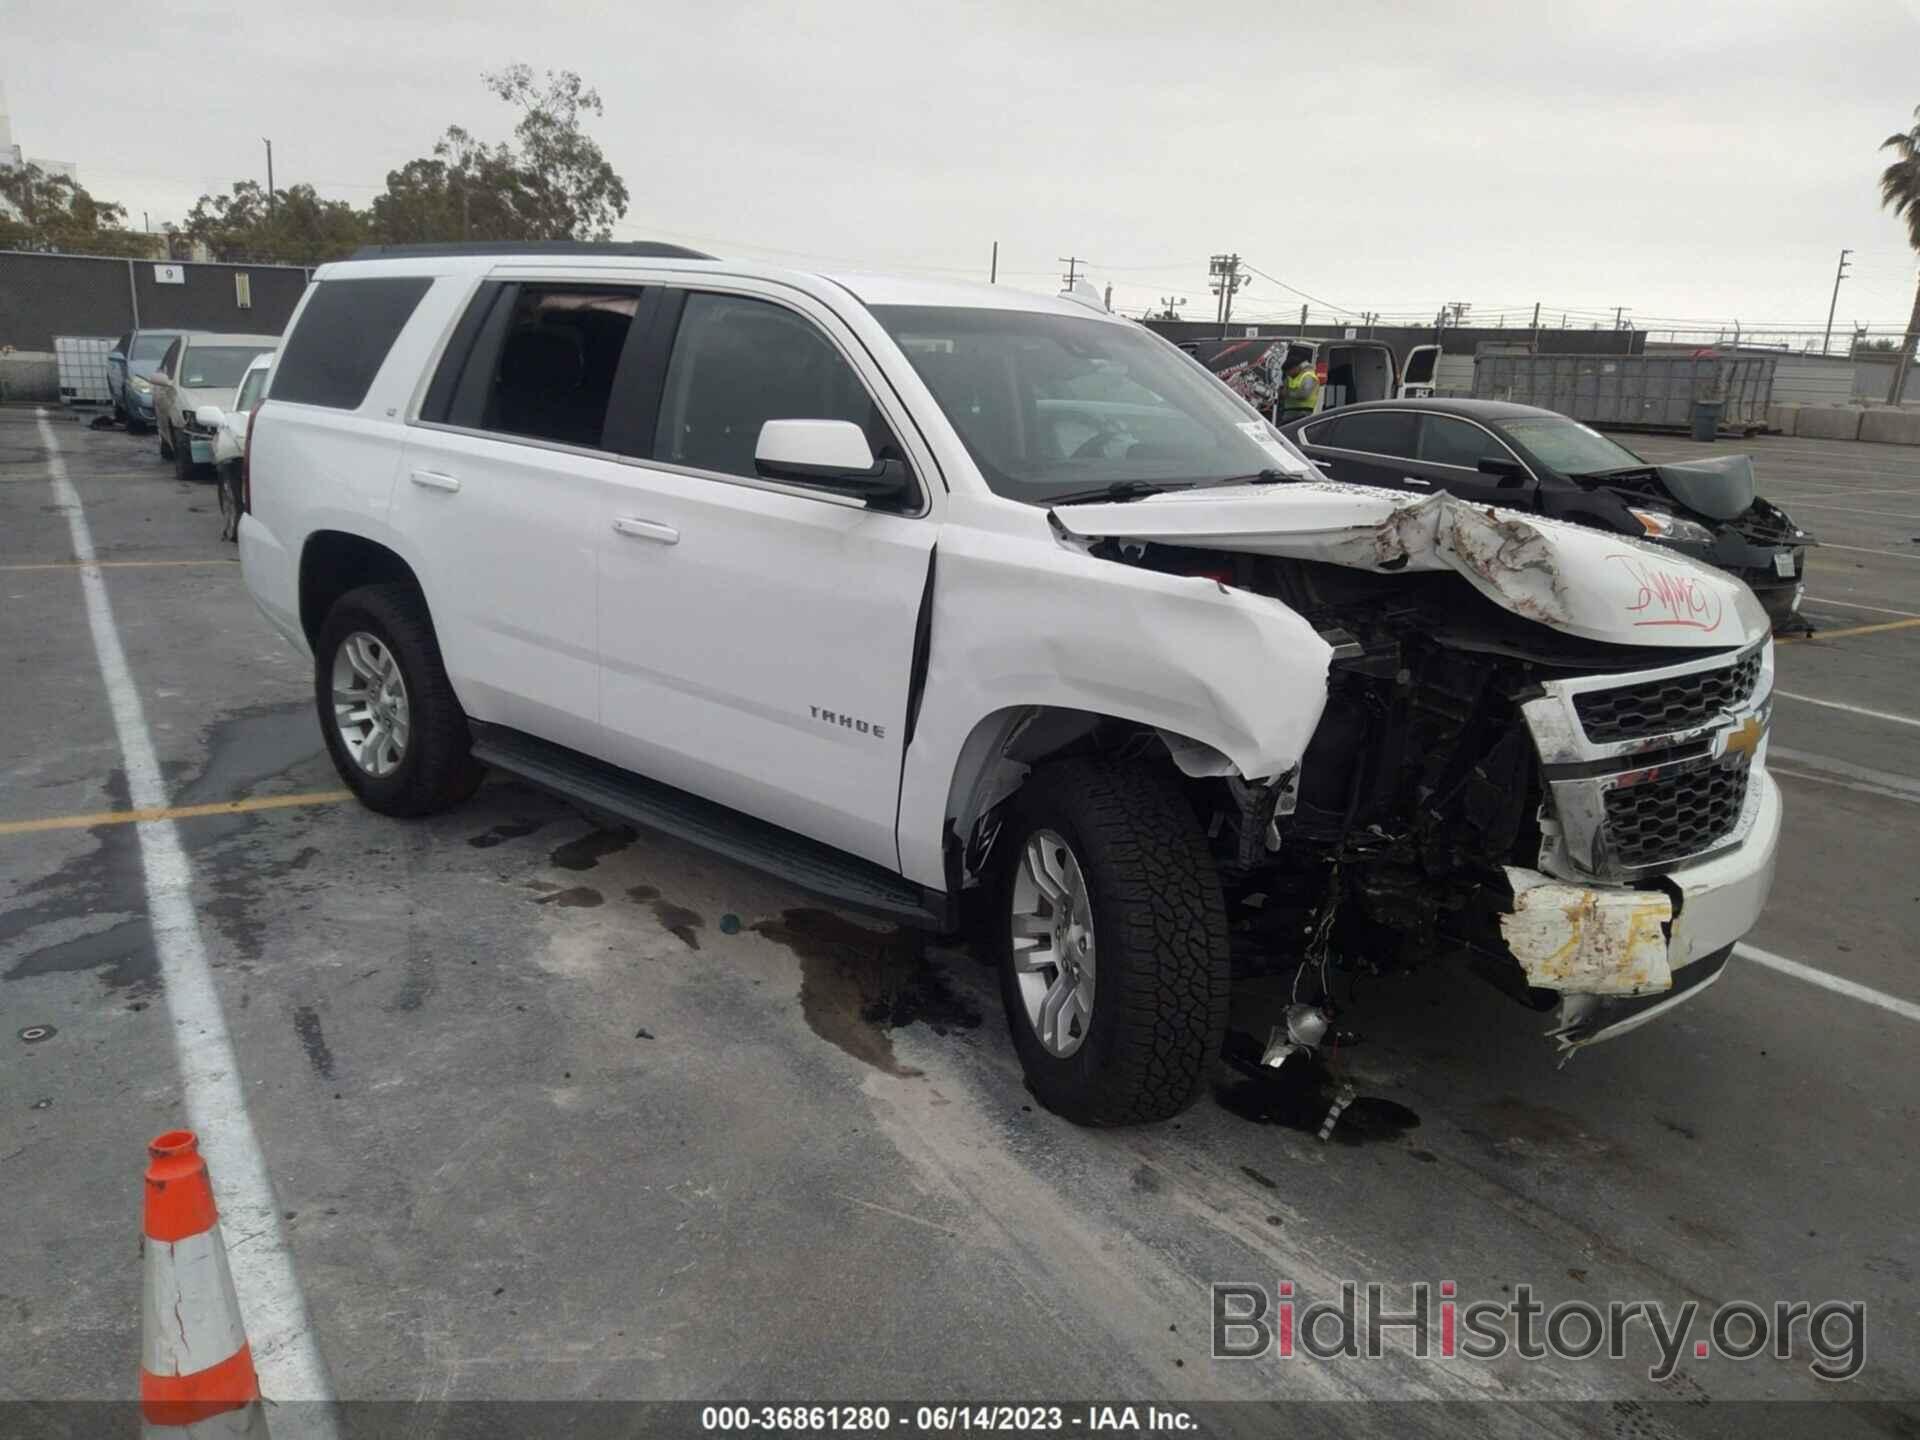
left=0, top=790, right=350, bottom=837
left=1779, top=617, right=1920, bottom=645
left=0, top=558, right=240, bottom=572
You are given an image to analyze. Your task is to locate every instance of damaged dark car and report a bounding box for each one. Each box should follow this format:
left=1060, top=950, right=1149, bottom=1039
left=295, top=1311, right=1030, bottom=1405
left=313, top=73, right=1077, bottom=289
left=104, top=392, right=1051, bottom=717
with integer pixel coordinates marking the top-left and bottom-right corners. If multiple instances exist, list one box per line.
left=1278, top=399, right=1815, bottom=631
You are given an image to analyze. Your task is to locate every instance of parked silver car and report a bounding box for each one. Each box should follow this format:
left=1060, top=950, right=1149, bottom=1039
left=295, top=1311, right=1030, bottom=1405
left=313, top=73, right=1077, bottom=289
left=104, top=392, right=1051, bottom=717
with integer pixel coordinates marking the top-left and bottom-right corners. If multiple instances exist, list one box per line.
left=149, top=332, right=278, bottom=478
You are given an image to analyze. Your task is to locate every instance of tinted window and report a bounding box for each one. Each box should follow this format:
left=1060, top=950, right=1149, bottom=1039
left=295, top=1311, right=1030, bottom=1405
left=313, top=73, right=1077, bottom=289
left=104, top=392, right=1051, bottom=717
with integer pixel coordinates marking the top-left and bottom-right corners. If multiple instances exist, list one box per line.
left=1298, top=417, right=1338, bottom=446
left=1326, top=410, right=1418, bottom=458
left=477, top=286, right=641, bottom=449
left=181, top=345, right=271, bottom=390
left=158, top=340, right=180, bottom=376
left=654, top=293, right=888, bottom=479
left=1419, top=415, right=1509, bottom=469
left=273, top=276, right=432, bottom=410
left=131, top=334, right=174, bottom=364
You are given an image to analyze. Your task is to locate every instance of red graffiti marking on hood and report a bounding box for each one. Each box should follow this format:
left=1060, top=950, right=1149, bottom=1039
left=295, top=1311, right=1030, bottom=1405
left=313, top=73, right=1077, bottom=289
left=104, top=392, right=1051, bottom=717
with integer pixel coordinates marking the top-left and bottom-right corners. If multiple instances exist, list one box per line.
left=1611, top=553, right=1725, bottom=633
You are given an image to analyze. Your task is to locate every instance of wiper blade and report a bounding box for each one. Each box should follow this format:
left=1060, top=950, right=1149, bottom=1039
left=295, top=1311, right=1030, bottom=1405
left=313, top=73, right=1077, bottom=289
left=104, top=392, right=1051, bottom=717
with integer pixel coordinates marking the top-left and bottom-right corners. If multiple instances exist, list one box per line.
left=1048, top=480, right=1191, bottom=506
left=1213, top=468, right=1296, bottom=485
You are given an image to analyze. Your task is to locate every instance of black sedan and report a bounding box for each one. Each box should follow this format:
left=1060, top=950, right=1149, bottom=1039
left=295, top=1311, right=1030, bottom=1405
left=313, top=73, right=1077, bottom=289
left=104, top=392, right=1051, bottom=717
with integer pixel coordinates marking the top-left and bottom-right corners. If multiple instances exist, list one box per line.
left=1278, top=399, right=1814, bottom=630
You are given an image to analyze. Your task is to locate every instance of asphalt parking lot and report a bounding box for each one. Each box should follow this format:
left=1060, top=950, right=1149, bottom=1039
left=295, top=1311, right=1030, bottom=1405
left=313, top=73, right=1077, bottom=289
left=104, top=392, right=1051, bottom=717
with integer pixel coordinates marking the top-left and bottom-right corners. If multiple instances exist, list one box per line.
left=2, top=408, right=1917, bottom=1434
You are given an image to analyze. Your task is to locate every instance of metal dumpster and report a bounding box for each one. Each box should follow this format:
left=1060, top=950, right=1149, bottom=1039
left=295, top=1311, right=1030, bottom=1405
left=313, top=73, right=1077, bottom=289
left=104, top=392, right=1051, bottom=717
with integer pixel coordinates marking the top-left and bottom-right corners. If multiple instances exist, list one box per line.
left=1471, top=352, right=1777, bottom=433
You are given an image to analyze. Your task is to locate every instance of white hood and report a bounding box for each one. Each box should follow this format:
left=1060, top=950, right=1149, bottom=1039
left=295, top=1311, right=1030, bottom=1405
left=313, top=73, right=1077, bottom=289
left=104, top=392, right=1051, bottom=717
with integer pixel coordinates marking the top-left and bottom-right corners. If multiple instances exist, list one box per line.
left=1052, top=482, right=1770, bottom=650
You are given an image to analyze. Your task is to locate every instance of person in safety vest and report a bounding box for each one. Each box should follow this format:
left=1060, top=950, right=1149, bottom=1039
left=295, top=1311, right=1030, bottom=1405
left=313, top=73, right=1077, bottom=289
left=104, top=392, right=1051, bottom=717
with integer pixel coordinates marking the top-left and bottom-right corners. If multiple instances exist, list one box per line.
left=1279, top=353, right=1320, bottom=421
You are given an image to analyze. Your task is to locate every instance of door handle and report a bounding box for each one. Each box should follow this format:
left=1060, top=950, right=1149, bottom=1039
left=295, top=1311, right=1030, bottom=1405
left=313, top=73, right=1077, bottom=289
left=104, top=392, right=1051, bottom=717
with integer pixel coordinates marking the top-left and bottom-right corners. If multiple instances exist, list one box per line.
left=1401, top=475, right=1432, bottom=487
left=613, top=517, right=680, bottom=545
left=410, top=469, right=461, bottom=493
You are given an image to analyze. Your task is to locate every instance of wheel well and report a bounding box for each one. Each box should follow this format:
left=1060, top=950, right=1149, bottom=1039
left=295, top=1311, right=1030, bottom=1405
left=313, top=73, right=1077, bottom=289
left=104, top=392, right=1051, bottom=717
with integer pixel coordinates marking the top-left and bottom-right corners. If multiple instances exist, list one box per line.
left=943, top=706, right=1233, bottom=885
left=299, top=531, right=421, bottom=643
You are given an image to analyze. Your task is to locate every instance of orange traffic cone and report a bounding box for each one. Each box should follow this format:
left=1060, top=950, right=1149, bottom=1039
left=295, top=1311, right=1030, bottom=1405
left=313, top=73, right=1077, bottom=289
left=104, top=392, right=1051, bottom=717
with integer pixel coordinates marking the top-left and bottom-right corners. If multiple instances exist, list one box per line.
left=140, top=1130, right=270, bottom=1438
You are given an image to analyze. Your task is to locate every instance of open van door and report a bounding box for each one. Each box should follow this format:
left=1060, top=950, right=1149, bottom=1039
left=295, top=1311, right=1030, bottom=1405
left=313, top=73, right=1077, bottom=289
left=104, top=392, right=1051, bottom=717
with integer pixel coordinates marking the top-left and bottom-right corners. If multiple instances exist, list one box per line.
left=1399, top=344, right=1441, bottom=397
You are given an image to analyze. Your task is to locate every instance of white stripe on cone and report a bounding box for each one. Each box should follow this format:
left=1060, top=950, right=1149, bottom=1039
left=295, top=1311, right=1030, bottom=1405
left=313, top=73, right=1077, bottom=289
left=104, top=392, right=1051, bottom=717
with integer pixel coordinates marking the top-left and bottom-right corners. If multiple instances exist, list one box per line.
left=142, top=1229, right=251, bottom=1379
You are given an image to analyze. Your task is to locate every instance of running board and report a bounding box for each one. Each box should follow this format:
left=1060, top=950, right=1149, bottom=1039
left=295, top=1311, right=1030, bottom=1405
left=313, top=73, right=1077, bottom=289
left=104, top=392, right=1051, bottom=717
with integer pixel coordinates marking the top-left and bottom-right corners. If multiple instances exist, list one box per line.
left=469, top=723, right=951, bottom=930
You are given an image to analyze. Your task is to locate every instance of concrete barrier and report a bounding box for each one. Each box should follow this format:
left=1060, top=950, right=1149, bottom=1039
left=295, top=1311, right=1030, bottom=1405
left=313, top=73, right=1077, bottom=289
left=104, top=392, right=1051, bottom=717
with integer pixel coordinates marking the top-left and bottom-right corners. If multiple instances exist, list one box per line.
left=1766, top=403, right=1800, bottom=436
left=1859, top=406, right=1920, bottom=447
left=0, top=351, right=59, bottom=404
left=1793, top=407, right=1865, bottom=442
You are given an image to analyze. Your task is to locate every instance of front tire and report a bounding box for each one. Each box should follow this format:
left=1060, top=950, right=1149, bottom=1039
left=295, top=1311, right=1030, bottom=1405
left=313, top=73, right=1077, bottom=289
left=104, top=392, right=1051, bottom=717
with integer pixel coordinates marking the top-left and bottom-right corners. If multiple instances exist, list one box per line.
left=314, top=584, right=484, bottom=817
left=996, top=758, right=1230, bottom=1125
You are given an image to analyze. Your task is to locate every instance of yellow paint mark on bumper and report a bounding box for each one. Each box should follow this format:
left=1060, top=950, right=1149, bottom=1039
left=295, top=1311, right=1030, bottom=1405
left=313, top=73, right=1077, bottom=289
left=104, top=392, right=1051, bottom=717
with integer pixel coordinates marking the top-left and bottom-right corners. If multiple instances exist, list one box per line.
left=0, top=790, right=350, bottom=837
left=1778, top=617, right=1920, bottom=644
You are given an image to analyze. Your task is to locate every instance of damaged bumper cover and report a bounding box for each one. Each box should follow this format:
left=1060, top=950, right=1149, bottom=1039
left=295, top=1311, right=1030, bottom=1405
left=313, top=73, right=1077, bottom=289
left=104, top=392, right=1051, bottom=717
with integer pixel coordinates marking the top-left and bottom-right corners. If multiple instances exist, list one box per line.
left=1497, top=767, right=1780, bottom=1053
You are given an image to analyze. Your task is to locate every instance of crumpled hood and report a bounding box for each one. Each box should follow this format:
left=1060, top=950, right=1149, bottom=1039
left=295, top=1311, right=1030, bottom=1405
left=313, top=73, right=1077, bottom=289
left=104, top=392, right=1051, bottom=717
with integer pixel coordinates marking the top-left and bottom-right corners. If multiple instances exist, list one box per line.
left=1052, top=482, right=1770, bottom=649
left=178, top=385, right=235, bottom=418
left=1652, top=454, right=1756, bottom=521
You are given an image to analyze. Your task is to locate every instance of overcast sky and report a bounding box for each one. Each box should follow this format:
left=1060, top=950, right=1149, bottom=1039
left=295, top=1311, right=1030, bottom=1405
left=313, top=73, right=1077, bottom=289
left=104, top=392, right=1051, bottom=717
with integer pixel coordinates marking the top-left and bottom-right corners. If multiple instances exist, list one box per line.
left=8, top=0, right=1919, bottom=340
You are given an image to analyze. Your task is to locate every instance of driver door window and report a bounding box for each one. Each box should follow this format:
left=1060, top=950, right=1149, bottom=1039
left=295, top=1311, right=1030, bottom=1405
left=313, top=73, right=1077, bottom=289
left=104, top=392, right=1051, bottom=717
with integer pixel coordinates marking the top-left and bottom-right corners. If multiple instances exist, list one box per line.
left=653, top=293, right=895, bottom=480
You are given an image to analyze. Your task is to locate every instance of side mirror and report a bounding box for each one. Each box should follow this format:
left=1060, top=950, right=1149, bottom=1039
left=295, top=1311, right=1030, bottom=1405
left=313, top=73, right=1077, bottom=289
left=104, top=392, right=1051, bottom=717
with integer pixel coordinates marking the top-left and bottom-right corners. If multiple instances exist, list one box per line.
left=196, top=405, right=226, bottom=430
left=754, top=419, right=911, bottom=504
left=1477, top=455, right=1529, bottom=487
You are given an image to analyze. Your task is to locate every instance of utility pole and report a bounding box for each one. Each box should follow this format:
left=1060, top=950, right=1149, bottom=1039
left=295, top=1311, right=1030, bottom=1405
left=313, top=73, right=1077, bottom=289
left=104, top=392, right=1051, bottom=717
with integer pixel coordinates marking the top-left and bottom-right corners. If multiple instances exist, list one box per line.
left=1103, top=283, right=1113, bottom=311
left=262, top=138, right=275, bottom=210
left=990, top=241, right=998, bottom=284
left=1208, top=253, right=1246, bottom=335
left=1821, top=248, right=1852, bottom=356
left=1530, top=301, right=1541, bottom=349
left=1299, top=303, right=1308, bottom=330
left=1613, top=304, right=1627, bottom=330
left=1059, top=255, right=1084, bottom=289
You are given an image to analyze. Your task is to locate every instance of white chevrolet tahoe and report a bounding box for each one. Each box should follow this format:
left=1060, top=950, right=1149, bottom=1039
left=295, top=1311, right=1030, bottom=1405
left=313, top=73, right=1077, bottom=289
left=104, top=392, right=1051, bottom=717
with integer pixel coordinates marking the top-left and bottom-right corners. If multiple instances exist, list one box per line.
left=240, top=242, right=1781, bottom=1125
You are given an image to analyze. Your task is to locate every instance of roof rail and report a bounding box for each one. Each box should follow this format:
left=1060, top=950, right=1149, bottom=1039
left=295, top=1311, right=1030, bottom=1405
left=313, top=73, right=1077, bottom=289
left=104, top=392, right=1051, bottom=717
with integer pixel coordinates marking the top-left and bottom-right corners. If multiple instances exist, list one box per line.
left=346, top=240, right=715, bottom=261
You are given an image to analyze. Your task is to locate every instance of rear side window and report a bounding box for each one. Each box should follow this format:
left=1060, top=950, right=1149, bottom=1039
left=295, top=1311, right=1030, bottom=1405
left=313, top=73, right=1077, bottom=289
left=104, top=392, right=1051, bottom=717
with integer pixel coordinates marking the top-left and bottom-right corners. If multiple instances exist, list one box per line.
left=475, top=285, right=642, bottom=450
left=273, top=277, right=432, bottom=410
left=1418, top=415, right=1509, bottom=469
left=653, top=293, right=888, bottom=479
left=1326, top=410, right=1418, bottom=458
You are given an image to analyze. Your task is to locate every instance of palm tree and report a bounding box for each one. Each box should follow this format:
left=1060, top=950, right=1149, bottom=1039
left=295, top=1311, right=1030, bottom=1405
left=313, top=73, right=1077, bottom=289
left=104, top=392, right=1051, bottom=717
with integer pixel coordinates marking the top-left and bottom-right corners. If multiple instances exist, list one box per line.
left=1879, top=104, right=1920, bottom=402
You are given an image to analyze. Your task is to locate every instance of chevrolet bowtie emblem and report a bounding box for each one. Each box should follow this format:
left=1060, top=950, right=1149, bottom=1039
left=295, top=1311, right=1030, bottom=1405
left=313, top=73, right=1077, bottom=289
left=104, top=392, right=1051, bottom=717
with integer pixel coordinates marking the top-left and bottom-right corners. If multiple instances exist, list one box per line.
left=1723, top=713, right=1766, bottom=758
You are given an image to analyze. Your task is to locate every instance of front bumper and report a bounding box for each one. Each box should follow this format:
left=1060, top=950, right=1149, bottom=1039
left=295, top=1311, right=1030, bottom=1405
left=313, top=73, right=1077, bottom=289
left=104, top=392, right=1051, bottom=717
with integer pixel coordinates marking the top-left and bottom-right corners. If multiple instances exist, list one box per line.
left=1491, top=639, right=1782, bottom=1049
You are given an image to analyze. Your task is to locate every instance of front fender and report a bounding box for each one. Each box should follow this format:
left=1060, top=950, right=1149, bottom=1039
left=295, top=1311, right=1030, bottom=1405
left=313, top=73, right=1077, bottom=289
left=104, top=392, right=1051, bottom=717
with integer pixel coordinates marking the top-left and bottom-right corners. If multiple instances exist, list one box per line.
left=895, top=518, right=1333, bottom=889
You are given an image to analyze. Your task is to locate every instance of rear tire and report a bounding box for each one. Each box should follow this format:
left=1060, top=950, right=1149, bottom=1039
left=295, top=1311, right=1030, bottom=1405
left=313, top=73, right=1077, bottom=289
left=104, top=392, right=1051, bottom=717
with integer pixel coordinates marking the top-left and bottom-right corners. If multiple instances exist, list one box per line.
left=995, top=758, right=1230, bottom=1125
left=314, top=583, right=484, bottom=818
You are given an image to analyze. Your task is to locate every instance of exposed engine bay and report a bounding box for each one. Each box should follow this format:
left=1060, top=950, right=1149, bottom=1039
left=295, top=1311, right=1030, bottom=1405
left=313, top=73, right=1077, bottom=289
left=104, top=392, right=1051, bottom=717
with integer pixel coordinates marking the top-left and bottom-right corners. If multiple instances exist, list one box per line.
left=1055, top=526, right=1772, bottom=1059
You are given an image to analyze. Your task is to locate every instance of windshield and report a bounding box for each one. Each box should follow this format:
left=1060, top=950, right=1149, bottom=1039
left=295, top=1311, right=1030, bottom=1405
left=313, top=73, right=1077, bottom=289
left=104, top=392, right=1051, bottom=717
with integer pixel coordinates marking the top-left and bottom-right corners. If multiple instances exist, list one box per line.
left=872, top=305, right=1312, bottom=502
left=1501, top=416, right=1645, bottom=475
left=183, top=345, right=271, bottom=390
left=235, top=364, right=272, bottom=411
left=130, top=334, right=176, bottom=365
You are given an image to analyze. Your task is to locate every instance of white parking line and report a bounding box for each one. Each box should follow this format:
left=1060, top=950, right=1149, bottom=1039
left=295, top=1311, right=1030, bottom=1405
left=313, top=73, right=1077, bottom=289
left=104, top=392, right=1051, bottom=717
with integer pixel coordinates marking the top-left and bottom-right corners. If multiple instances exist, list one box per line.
left=1774, top=691, right=1920, bottom=729
left=1780, top=499, right=1920, bottom=521
left=1769, top=745, right=1920, bottom=804
left=1817, top=542, right=1920, bottom=564
left=1735, top=944, right=1920, bottom=1024
left=1808, top=596, right=1920, bottom=618
left=36, top=415, right=340, bottom=1431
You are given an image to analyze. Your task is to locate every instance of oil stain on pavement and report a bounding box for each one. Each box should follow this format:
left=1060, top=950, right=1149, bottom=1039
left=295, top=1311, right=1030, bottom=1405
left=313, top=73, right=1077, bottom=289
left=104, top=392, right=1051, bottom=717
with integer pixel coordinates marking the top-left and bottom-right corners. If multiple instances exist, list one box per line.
left=624, top=885, right=702, bottom=949
left=754, top=907, right=982, bottom=1078
left=549, top=828, right=635, bottom=871
left=293, top=1004, right=335, bottom=1080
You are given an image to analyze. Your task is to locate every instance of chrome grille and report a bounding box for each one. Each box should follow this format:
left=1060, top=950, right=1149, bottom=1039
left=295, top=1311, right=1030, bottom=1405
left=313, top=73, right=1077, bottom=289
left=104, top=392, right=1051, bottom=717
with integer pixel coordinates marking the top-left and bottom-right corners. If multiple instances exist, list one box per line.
left=1602, top=761, right=1750, bottom=870
left=1574, top=650, right=1762, bottom=743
